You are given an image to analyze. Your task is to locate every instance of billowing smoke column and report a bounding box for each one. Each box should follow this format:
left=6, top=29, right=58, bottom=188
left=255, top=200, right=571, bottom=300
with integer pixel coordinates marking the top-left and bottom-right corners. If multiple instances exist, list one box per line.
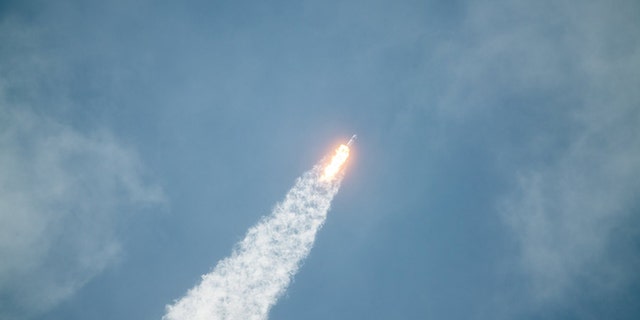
left=164, top=140, right=353, bottom=320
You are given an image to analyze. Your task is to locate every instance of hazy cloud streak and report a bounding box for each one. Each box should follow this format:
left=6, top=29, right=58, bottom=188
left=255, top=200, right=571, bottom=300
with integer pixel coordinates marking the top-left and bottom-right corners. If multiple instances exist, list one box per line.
left=475, top=0, right=640, bottom=303
left=0, top=106, right=164, bottom=319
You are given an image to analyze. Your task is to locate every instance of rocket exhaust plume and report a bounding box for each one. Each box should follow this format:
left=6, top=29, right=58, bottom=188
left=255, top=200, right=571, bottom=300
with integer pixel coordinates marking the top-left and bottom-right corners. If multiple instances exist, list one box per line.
left=163, top=138, right=354, bottom=320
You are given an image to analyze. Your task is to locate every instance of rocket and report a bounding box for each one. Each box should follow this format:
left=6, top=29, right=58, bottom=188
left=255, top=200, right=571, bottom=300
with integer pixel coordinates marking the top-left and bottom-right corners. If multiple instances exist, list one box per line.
left=347, top=134, right=357, bottom=147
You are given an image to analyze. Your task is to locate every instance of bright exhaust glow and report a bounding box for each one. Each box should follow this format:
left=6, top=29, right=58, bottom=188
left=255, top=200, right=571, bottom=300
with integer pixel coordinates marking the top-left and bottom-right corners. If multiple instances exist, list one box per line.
left=322, top=144, right=350, bottom=181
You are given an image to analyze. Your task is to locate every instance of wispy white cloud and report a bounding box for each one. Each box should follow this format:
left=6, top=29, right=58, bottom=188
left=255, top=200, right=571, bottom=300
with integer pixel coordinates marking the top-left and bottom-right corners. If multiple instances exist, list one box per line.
left=0, top=9, right=165, bottom=319
left=503, top=124, right=640, bottom=300
left=0, top=104, right=164, bottom=319
left=421, top=0, right=640, bottom=307
left=455, top=0, right=640, bottom=303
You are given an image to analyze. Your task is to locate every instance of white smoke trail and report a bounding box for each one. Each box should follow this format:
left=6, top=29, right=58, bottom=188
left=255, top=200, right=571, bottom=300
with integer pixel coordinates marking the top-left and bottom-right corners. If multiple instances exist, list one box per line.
left=164, top=163, right=345, bottom=320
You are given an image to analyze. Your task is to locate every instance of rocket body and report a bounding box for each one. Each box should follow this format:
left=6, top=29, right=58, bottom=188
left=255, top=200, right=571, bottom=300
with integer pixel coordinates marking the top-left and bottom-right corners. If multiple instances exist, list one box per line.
left=347, top=134, right=357, bottom=147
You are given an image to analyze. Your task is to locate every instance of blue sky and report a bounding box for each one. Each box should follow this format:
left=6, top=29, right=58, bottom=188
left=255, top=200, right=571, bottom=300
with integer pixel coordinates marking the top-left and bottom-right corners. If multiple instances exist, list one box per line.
left=1, top=0, right=639, bottom=319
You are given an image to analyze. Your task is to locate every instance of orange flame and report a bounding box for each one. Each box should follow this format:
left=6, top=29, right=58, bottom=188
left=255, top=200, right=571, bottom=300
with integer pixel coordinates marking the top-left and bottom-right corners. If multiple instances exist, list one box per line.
left=322, top=144, right=350, bottom=180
